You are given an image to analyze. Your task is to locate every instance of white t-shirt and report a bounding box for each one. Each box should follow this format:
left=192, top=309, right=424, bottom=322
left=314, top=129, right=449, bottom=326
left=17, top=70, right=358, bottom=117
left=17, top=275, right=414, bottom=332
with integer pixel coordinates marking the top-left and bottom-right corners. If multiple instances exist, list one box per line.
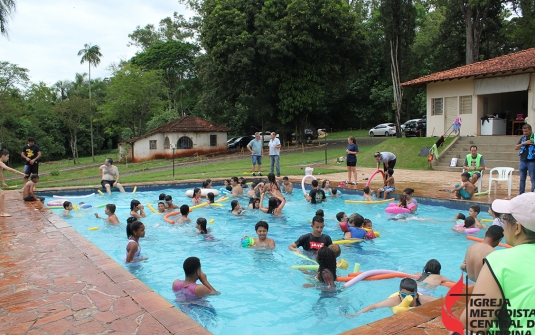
left=269, top=138, right=281, bottom=156
left=380, top=152, right=396, bottom=162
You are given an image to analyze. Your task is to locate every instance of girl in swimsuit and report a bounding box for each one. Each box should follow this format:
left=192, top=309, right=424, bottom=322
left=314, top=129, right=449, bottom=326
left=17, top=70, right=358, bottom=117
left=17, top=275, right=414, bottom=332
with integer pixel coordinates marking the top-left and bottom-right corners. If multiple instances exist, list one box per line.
left=172, top=257, right=219, bottom=301
left=259, top=191, right=285, bottom=215
left=416, top=259, right=454, bottom=295
left=321, top=180, right=332, bottom=195
left=315, top=246, right=337, bottom=290
left=130, top=199, right=146, bottom=218
left=196, top=218, right=214, bottom=240
left=125, top=220, right=147, bottom=263
left=230, top=200, right=246, bottom=216
left=192, top=188, right=203, bottom=204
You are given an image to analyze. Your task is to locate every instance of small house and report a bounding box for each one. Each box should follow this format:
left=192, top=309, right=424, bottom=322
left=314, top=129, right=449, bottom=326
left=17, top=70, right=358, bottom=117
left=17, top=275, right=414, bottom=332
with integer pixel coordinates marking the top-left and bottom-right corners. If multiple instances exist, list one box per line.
left=119, top=116, right=230, bottom=162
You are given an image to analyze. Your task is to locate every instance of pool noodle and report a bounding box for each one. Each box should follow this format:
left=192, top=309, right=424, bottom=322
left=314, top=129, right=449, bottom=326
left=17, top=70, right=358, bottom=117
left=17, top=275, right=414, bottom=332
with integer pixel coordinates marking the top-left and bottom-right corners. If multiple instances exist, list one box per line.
left=293, top=252, right=318, bottom=264
left=146, top=203, right=158, bottom=213
left=466, top=235, right=511, bottom=248
left=53, top=193, right=95, bottom=199
left=365, top=170, right=385, bottom=187
left=344, top=270, right=404, bottom=288
left=301, top=175, right=317, bottom=195
left=132, top=186, right=137, bottom=194
left=95, top=203, right=107, bottom=208
left=332, top=239, right=363, bottom=245
left=345, top=198, right=395, bottom=204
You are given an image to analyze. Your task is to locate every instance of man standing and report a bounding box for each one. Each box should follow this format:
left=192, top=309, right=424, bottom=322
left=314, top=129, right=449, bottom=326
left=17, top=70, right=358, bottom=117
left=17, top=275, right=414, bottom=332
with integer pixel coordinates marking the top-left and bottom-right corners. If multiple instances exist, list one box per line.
left=1, top=150, right=26, bottom=217
left=99, top=158, right=126, bottom=195
left=463, top=145, right=486, bottom=186
left=268, top=132, right=281, bottom=177
left=374, top=152, right=396, bottom=181
left=247, top=132, right=263, bottom=176
left=515, top=123, right=535, bottom=194
left=21, top=137, right=42, bottom=184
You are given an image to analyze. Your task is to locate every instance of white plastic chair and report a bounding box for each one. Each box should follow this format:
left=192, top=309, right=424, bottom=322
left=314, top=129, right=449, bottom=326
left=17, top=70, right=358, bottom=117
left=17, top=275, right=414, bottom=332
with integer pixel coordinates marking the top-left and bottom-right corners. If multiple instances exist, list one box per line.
left=462, top=168, right=483, bottom=192
left=488, top=167, right=515, bottom=197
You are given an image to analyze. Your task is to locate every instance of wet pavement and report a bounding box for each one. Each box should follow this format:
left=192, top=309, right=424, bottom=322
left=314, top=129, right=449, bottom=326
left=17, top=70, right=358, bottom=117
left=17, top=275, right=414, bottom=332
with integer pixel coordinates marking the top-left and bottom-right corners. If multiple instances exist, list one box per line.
left=0, top=167, right=530, bottom=334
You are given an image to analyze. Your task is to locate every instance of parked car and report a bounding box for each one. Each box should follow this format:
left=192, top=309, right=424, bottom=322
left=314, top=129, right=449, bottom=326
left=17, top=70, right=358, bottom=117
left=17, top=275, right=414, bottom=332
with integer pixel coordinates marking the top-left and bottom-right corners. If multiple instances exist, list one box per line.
left=227, top=137, right=238, bottom=145
left=401, top=118, right=425, bottom=131
left=369, top=123, right=396, bottom=137
left=291, top=129, right=318, bottom=141
left=404, top=120, right=427, bottom=137
left=251, top=131, right=279, bottom=142
left=227, top=136, right=254, bottom=149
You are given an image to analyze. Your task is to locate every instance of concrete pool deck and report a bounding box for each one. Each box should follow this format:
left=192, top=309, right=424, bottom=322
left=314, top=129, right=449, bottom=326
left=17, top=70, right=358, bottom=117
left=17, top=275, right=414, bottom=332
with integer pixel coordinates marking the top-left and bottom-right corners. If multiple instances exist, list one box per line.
left=0, top=167, right=529, bottom=334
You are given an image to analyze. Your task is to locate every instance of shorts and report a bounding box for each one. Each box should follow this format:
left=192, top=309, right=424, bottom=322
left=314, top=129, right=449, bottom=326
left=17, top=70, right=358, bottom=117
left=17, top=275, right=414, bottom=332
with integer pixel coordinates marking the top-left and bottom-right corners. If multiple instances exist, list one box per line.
left=23, top=163, right=39, bottom=177
left=346, top=161, right=356, bottom=167
left=383, top=159, right=396, bottom=171
left=252, top=155, right=262, bottom=165
left=379, top=186, right=395, bottom=193
left=472, top=172, right=481, bottom=179
left=23, top=196, right=45, bottom=202
left=101, top=180, right=115, bottom=188
left=455, top=184, right=472, bottom=199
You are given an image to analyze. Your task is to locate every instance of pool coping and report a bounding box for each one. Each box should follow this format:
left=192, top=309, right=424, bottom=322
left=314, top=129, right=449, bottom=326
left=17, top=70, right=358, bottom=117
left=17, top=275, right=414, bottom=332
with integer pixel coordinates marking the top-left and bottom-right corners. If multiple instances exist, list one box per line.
left=30, top=179, right=484, bottom=334
left=0, top=190, right=211, bottom=334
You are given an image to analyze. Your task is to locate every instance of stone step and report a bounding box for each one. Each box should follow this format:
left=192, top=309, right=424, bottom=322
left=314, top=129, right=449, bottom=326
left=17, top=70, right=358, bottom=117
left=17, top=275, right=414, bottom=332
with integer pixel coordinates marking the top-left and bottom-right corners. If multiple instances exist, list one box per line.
left=455, top=136, right=519, bottom=145
left=439, top=152, right=520, bottom=161
left=446, top=144, right=516, bottom=152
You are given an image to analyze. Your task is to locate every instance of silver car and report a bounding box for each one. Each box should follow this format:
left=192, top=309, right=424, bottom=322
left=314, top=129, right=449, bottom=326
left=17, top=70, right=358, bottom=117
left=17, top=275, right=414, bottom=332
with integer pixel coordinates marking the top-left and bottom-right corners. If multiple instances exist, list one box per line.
left=369, top=123, right=396, bottom=137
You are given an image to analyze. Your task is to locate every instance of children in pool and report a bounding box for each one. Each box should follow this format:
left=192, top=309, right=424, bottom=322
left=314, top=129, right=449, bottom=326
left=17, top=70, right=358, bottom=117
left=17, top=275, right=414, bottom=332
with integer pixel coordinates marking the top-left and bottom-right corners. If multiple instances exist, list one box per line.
left=125, top=220, right=147, bottom=263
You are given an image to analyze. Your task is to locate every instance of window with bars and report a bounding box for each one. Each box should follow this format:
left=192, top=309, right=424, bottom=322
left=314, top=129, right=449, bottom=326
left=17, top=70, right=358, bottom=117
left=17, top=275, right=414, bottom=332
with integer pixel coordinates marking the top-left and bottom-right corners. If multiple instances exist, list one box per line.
left=210, top=135, right=217, bottom=147
left=149, top=140, right=157, bottom=149
left=459, top=95, right=472, bottom=114
left=178, top=136, right=193, bottom=149
left=432, top=98, right=443, bottom=115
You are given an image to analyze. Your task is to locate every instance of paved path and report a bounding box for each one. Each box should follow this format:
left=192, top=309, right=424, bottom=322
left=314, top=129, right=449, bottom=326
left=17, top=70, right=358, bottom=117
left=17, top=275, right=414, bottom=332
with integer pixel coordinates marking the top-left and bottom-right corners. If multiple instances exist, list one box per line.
left=0, top=191, right=210, bottom=335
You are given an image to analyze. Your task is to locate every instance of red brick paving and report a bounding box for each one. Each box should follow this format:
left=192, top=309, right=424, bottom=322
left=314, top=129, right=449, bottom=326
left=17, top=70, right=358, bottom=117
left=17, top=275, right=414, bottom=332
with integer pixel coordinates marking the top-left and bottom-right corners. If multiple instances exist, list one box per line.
left=0, top=191, right=210, bottom=335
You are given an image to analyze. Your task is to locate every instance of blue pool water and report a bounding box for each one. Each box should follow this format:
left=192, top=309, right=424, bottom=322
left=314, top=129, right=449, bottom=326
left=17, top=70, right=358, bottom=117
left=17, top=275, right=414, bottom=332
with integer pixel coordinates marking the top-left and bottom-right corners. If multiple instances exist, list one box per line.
left=44, top=185, right=495, bottom=334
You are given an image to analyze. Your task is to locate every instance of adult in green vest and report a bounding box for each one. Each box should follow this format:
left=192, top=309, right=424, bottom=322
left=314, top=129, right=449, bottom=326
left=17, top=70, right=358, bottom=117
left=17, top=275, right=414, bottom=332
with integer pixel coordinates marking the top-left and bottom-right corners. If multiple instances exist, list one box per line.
left=462, top=145, right=486, bottom=186
left=462, top=193, right=535, bottom=333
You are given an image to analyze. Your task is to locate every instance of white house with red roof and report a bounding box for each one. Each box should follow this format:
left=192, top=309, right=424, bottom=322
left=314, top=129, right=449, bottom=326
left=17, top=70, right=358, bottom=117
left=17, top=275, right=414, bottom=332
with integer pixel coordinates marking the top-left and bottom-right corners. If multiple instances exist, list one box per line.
left=118, top=116, right=231, bottom=162
left=402, top=48, right=535, bottom=136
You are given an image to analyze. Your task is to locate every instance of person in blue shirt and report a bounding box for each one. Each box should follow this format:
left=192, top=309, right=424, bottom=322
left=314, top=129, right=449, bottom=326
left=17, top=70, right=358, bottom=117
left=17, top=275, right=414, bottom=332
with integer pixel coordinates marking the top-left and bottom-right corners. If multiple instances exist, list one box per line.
left=247, top=132, right=264, bottom=176
left=346, top=213, right=367, bottom=239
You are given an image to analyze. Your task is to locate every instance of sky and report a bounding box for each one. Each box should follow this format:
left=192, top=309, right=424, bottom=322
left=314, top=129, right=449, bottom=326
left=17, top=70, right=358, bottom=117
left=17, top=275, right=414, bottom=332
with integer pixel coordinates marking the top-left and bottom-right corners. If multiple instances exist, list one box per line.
left=0, top=0, right=193, bottom=86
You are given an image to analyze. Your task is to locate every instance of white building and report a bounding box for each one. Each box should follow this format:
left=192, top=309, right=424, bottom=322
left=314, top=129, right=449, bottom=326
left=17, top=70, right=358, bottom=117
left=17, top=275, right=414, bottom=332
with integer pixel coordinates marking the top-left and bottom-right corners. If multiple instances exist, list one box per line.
left=119, top=116, right=230, bottom=162
left=402, top=48, right=535, bottom=136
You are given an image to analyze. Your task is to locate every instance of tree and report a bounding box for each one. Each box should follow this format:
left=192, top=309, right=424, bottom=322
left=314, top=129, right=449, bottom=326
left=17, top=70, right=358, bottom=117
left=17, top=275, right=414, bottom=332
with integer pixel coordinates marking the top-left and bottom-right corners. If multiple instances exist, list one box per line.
left=457, top=0, right=497, bottom=64
left=77, top=43, right=102, bottom=162
left=379, top=0, right=417, bottom=136
left=54, top=96, right=88, bottom=163
left=100, top=64, right=165, bottom=139
left=0, top=0, right=16, bottom=37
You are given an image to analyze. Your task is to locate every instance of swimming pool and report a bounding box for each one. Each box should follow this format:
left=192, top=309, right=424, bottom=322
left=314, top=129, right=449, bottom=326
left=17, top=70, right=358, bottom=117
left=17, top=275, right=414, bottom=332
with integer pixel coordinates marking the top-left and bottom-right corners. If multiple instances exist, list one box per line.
left=43, top=184, right=494, bottom=334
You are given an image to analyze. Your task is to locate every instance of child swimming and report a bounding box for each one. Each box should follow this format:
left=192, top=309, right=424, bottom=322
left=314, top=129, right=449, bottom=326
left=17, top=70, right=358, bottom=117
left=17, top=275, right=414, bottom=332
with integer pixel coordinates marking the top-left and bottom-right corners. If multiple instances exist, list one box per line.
left=230, top=200, right=246, bottom=216
left=362, top=186, right=374, bottom=201
left=196, top=218, right=213, bottom=240
left=176, top=204, right=191, bottom=224
left=315, top=246, right=337, bottom=290
left=62, top=201, right=73, bottom=216
left=259, top=191, right=285, bottom=215
left=172, top=257, right=219, bottom=300
left=378, top=168, right=395, bottom=199
left=415, top=259, right=453, bottom=295
left=94, top=203, right=120, bottom=224
left=192, top=187, right=203, bottom=204
left=244, top=221, right=275, bottom=249
left=130, top=199, right=146, bottom=218
left=125, top=220, right=147, bottom=263
left=288, top=215, right=332, bottom=254
left=157, top=202, right=166, bottom=213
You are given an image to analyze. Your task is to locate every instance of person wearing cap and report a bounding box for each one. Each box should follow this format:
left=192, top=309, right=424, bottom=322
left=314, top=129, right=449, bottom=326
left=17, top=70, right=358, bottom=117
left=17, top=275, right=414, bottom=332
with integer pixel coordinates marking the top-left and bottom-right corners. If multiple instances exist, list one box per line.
left=461, top=193, right=535, bottom=333
left=515, top=123, right=535, bottom=194
left=374, top=152, right=396, bottom=182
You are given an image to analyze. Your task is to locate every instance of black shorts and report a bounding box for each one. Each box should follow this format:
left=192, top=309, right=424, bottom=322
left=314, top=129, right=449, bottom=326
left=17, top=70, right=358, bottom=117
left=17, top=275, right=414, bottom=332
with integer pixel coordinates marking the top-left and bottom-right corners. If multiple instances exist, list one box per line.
left=101, top=180, right=115, bottom=188
left=23, top=163, right=39, bottom=177
left=346, top=161, right=356, bottom=167
left=383, top=159, right=396, bottom=171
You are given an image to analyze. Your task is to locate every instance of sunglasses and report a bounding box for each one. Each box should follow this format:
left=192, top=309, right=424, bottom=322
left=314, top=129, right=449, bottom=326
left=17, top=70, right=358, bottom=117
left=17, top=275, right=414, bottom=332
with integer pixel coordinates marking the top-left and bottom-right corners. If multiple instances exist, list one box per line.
left=400, top=291, right=416, bottom=299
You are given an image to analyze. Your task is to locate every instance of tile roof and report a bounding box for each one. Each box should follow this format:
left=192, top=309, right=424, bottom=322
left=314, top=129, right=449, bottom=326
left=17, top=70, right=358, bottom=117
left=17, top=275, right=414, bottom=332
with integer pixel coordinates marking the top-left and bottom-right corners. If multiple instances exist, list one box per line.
left=124, top=116, right=230, bottom=143
left=402, top=47, right=535, bottom=87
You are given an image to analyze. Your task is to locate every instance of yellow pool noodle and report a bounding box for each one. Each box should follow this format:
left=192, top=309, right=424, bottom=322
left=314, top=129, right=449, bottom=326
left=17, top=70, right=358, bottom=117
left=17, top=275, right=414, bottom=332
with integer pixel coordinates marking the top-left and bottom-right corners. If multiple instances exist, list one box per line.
left=210, top=203, right=223, bottom=207
left=132, top=186, right=137, bottom=194
left=97, top=190, right=104, bottom=195
left=88, top=226, right=99, bottom=231
left=392, top=295, right=413, bottom=314
left=353, top=263, right=361, bottom=273
left=73, top=204, right=79, bottom=211
left=209, top=219, right=215, bottom=224
left=146, top=203, right=158, bottom=213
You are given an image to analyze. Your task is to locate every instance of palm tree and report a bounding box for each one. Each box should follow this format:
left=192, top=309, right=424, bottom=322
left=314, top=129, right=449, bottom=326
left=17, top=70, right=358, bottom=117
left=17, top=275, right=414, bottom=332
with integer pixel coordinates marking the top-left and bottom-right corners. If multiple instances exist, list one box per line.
left=78, top=43, right=102, bottom=162
left=1, top=0, right=16, bottom=37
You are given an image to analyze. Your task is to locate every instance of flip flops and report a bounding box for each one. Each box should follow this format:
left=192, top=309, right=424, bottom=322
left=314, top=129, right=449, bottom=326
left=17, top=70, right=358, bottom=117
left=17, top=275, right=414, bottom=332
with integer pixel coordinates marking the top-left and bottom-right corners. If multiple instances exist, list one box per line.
left=0, top=213, right=12, bottom=217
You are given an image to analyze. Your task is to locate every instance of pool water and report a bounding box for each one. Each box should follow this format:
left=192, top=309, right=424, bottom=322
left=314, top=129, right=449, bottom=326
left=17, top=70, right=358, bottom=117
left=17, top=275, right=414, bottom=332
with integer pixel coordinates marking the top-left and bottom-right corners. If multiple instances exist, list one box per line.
left=44, top=185, right=493, bottom=335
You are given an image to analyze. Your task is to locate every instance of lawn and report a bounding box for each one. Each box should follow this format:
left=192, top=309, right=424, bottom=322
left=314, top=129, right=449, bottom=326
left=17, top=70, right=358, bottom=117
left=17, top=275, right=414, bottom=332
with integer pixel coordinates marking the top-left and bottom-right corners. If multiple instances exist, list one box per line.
left=3, top=133, right=452, bottom=188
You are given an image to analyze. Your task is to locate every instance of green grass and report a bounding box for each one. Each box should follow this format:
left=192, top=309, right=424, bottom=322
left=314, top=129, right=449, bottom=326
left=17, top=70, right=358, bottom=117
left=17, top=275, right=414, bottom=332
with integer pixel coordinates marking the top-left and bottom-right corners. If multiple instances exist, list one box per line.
left=326, top=129, right=370, bottom=139
left=4, top=137, right=451, bottom=188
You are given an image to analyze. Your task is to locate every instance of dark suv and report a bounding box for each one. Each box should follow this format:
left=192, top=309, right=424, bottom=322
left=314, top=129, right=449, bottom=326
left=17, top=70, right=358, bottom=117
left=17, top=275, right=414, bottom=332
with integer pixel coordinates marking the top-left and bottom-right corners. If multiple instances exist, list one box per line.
left=291, top=129, right=318, bottom=141
left=403, top=120, right=426, bottom=137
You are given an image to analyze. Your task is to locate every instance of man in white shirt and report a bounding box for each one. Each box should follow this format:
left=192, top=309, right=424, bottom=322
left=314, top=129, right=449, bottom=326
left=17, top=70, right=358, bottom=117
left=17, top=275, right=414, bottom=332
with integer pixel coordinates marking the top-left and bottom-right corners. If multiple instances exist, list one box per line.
left=268, top=132, right=281, bottom=177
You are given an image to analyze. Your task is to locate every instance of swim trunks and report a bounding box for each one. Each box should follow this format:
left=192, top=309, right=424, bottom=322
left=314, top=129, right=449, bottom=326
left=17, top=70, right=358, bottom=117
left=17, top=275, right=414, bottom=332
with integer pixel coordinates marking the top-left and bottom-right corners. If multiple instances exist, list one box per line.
left=455, top=184, right=472, bottom=199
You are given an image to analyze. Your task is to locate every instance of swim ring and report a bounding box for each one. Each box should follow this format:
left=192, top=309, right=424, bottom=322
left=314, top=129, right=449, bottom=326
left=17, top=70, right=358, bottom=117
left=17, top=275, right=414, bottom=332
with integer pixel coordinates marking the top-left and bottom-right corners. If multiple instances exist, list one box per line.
left=47, top=200, right=64, bottom=207
left=454, top=223, right=480, bottom=234
left=365, top=170, right=385, bottom=187
left=185, top=189, right=220, bottom=198
left=301, top=175, right=317, bottom=195
left=385, top=202, right=411, bottom=214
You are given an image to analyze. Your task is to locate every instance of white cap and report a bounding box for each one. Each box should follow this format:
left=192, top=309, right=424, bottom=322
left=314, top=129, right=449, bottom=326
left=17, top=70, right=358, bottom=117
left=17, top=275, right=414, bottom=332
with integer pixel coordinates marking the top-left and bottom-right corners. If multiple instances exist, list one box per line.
left=492, top=193, right=535, bottom=231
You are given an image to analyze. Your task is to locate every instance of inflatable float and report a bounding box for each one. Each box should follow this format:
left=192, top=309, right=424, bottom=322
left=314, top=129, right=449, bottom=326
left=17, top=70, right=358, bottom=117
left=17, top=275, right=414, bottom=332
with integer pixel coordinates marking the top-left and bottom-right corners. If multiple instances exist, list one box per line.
left=53, top=193, right=95, bottom=199
left=302, top=175, right=317, bottom=195
left=47, top=200, right=65, bottom=207
left=365, top=170, right=385, bottom=187
left=466, top=235, right=511, bottom=248
left=385, top=202, right=411, bottom=214
left=345, top=198, right=394, bottom=204
left=185, top=189, right=220, bottom=197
